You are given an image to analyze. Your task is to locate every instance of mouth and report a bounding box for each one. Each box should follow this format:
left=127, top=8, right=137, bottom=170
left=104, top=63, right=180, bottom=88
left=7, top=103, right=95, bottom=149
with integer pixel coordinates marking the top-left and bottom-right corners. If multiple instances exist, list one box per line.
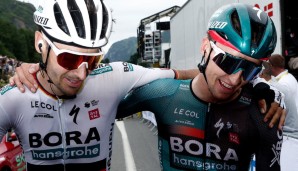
left=65, top=78, right=83, bottom=88
left=219, top=80, right=233, bottom=90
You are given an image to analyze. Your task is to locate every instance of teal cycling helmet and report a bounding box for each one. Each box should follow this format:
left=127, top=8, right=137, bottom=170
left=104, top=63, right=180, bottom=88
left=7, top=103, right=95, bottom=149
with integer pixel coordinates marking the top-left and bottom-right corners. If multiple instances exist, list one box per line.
left=207, top=3, right=277, bottom=59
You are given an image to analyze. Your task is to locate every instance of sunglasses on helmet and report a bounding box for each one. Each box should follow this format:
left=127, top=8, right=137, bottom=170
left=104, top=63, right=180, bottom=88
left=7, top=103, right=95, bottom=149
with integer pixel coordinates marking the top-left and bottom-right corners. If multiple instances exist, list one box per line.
left=210, top=41, right=261, bottom=81
left=42, top=34, right=103, bottom=71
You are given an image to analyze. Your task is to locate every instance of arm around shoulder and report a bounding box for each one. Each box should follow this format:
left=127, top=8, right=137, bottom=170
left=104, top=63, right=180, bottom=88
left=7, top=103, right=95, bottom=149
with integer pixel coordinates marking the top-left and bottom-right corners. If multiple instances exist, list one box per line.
left=174, top=69, right=199, bottom=80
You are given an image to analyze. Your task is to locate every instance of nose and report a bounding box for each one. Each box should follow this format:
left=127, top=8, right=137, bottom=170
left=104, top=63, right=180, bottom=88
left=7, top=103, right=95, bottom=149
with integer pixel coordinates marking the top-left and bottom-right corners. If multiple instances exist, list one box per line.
left=229, top=69, right=243, bottom=85
left=75, top=64, right=88, bottom=80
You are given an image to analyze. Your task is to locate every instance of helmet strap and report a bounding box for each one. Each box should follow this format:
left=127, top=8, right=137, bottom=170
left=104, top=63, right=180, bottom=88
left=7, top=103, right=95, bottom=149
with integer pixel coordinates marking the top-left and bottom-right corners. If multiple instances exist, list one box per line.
left=198, top=44, right=214, bottom=85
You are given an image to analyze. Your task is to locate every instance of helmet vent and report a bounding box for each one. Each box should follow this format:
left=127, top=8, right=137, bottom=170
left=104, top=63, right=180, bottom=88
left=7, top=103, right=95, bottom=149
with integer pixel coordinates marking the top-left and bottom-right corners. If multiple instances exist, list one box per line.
left=231, top=10, right=242, bottom=37
left=250, top=20, right=266, bottom=48
left=54, top=3, right=70, bottom=36
left=100, top=3, right=109, bottom=39
left=85, top=0, right=97, bottom=40
left=68, top=0, right=86, bottom=38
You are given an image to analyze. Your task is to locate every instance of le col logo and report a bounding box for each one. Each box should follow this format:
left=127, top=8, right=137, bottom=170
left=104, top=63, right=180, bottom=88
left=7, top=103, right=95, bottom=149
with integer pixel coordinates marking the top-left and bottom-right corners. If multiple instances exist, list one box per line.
left=31, top=101, right=57, bottom=111
left=174, top=108, right=200, bottom=118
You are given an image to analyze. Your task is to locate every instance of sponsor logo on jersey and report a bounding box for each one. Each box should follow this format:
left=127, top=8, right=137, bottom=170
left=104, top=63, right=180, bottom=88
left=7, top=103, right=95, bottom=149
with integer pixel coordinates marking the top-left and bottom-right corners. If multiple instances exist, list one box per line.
left=239, top=95, right=252, bottom=105
left=89, top=109, right=100, bottom=120
left=91, top=100, right=99, bottom=106
left=85, top=102, right=91, bottom=108
left=123, top=62, right=134, bottom=72
left=214, top=118, right=240, bottom=138
left=31, top=143, right=100, bottom=160
left=31, top=101, right=57, bottom=111
left=0, top=85, right=16, bottom=95
left=29, top=127, right=100, bottom=148
left=69, top=105, right=80, bottom=124
left=29, top=128, right=101, bottom=160
left=107, top=123, right=115, bottom=170
left=85, top=100, right=99, bottom=108
left=89, top=64, right=113, bottom=76
left=229, top=132, right=240, bottom=145
left=174, top=108, right=200, bottom=119
left=174, top=119, right=194, bottom=126
left=179, top=84, right=190, bottom=90
left=270, top=130, right=282, bottom=167
left=170, top=136, right=238, bottom=170
left=172, top=153, right=237, bottom=170
left=214, top=118, right=224, bottom=138
left=34, top=113, right=54, bottom=119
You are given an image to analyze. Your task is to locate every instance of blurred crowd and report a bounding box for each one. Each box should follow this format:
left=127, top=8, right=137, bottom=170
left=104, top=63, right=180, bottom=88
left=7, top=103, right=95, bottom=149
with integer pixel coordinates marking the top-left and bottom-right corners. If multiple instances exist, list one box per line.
left=0, top=55, right=21, bottom=83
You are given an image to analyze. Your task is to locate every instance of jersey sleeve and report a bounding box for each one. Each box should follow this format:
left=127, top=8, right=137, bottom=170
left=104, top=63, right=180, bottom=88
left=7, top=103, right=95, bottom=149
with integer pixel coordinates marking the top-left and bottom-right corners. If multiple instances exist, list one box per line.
left=110, top=62, right=175, bottom=95
left=117, top=79, right=177, bottom=119
left=249, top=102, right=282, bottom=171
left=0, top=85, right=15, bottom=140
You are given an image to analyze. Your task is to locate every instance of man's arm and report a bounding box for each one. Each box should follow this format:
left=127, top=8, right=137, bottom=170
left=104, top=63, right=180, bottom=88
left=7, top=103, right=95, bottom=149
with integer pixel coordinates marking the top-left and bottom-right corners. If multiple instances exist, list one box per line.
left=174, top=69, right=199, bottom=80
left=117, top=82, right=156, bottom=119
left=9, top=63, right=39, bottom=93
left=252, top=77, right=286, bottom=129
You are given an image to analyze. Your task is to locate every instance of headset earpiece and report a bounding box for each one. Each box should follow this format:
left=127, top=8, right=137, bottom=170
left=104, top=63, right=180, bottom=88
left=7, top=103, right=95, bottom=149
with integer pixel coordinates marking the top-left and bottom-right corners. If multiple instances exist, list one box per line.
left=38, top=40, right=44, bottom=53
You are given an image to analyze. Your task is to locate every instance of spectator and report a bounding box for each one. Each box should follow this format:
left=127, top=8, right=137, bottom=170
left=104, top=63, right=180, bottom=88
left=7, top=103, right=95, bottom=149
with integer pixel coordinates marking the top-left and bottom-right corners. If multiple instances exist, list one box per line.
left=267, top=54, right=298, bottom=171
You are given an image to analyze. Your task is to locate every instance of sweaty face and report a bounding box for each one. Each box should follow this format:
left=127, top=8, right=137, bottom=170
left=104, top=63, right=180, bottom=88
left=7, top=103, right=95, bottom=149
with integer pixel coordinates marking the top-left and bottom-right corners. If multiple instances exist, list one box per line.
left=204, top=41, right=261, bottom=102
left=44, top=42, right=99, bottom=96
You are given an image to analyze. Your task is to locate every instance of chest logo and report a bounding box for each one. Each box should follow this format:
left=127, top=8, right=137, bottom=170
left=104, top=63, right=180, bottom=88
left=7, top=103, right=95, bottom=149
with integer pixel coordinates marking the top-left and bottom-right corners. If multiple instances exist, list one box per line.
left=69, top=105, right=80, bottom=124
left=89, top=109, right=100, bottom=120
left=214, top=118, right=224, bottom=138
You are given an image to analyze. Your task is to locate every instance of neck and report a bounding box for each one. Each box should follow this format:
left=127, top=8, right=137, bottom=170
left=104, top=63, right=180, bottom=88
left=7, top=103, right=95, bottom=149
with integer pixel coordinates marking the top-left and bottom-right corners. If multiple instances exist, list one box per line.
left=191, top=73, right=241, bottom=104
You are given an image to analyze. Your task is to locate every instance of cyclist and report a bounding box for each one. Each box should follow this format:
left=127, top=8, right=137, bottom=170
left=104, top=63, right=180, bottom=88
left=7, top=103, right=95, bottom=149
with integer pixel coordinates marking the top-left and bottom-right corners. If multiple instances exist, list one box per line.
left=117, top=4, right=282, bottom=170
left=0, top=0, right=196, bottom=170
left=7, top=1, right=285, bottom=171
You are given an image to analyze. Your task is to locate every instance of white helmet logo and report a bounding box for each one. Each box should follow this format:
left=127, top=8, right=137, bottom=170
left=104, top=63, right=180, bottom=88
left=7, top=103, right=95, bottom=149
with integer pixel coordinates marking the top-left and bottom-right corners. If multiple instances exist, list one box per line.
left=253, top=7, right=263, bottom=21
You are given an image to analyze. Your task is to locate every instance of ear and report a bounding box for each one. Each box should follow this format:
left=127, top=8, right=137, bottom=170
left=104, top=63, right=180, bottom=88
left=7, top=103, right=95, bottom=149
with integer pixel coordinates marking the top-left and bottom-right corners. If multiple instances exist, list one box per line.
left=35, top=31, right=44, bottom=54
left=200, top=37, right=210, bottom=55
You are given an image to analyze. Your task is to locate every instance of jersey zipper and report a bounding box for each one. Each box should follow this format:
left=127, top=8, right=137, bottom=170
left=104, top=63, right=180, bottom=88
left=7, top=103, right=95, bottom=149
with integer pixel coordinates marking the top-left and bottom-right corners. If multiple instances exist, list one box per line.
left=203, top=103, right=211, bottom=169
left=57, top=98, right=67, bottom=171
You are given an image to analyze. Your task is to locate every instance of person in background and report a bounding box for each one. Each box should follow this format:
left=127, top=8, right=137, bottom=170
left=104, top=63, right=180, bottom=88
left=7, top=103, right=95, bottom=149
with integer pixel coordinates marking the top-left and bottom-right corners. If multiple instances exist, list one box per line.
left=261, top=54, right=298, bottom=171
left=117, top=4, right=283, bottom=170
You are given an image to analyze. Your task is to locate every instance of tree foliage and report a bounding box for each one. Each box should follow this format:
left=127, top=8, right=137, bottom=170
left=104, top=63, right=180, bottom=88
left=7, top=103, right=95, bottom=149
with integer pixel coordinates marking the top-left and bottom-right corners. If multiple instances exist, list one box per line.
left=0, top=0, right=39, bottom=63
left=0, top=18, right=39, bottom=63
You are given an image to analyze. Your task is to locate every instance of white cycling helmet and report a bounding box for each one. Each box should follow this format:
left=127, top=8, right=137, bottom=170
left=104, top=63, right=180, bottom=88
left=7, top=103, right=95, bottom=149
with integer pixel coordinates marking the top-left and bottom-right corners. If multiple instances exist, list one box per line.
left=33, top=0, right=112, bottom=48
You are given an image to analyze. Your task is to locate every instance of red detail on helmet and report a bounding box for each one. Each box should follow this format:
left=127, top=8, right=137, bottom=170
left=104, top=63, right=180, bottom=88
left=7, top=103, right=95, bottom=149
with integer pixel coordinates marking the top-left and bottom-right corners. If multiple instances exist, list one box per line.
left=208, top=30, right=239, bottom=52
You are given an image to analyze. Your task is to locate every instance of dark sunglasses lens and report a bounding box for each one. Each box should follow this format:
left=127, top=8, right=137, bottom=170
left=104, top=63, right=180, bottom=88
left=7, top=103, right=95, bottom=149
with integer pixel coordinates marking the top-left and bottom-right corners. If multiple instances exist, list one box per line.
left=213, top=53, right=261, bottom=81
left=242, top=65, right=261, bottom=81
left=213, top=53, right=242, bottom=74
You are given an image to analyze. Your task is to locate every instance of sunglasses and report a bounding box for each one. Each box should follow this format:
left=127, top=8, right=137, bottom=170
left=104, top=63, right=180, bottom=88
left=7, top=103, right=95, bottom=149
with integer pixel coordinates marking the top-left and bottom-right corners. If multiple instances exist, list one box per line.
left=210, top=41, right=261, bottom=81
left=42, top=34, right=103, bottom=71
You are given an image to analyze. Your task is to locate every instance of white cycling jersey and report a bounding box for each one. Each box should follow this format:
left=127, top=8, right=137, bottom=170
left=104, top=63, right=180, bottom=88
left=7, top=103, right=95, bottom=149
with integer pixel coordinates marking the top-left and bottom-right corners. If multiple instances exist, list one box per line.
left=0, top=62, right=176, bottom=171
